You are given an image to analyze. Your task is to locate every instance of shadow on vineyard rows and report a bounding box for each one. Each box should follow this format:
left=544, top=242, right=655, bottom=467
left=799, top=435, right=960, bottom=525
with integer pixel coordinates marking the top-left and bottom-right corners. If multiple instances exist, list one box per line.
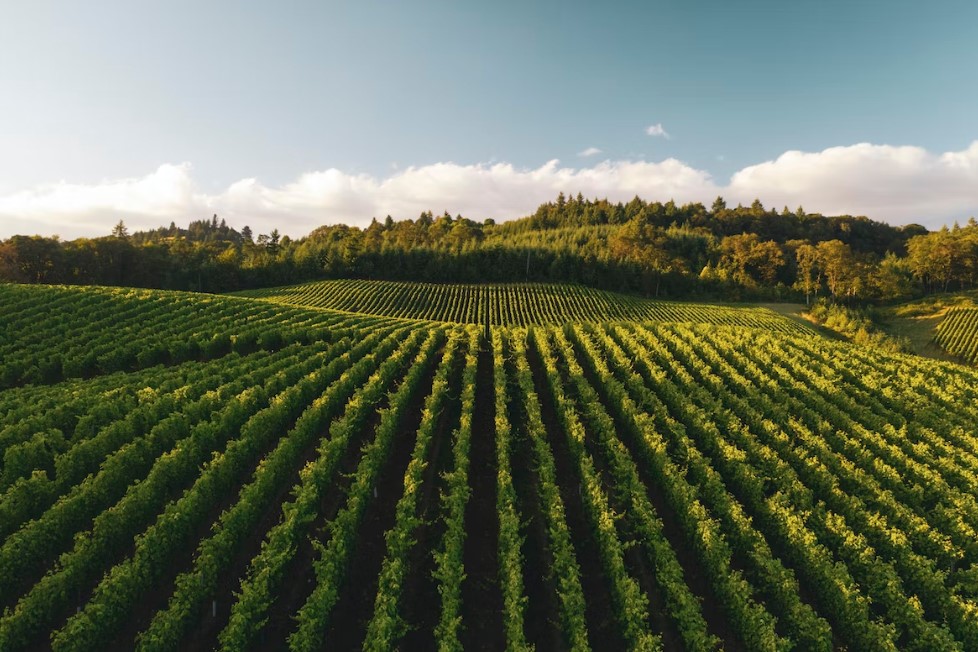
left=104, top=345, right=375, bottom=651
left=398, top=343, right=467, bottom=650
left=505, top=345, right=566, bottom=650
left=313, top=342, right=454, bottom=650
left=248, top=368, right=414, bottom=649
left=189, top=348, right=410, bottom=651
left=551, top=334, right=684, bottom=651
left=567, top=330, right=744, bottom=651
left=525, top=337, right=626, bottom=650
left=459, top=342, right=504, bottom=651
left=30, top=346, right=332, bottom=652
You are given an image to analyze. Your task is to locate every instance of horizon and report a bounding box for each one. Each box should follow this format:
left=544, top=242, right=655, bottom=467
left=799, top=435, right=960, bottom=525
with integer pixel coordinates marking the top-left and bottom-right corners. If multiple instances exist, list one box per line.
left=1, top=1, right=976, bottom=239
left=1, top=188, right=947, bottom=244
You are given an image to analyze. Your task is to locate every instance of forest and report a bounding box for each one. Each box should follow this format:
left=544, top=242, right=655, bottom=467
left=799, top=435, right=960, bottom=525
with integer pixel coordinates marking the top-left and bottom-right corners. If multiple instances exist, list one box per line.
left=1, top=193, right=975, bottom=302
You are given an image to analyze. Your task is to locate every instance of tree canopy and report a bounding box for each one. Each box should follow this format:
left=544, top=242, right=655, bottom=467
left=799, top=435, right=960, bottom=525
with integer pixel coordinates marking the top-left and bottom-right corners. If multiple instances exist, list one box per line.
left=0, top=194, right=968, bottom=303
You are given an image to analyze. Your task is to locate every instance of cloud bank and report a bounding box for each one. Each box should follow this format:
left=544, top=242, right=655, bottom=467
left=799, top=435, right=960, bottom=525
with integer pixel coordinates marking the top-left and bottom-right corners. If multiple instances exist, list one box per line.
left=728, top=142, right=978, bottom=223
left=1, top=142, right=977, bottom=239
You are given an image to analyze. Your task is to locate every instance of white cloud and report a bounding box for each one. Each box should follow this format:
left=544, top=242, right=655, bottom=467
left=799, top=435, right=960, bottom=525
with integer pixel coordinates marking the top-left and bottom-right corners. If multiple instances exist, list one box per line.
left=726, top=142, right=978, bottom=225
left=645, top=123, right=670, bottom=139
left=0, top=163, right=207, bottom=237
left=0, top=158, right=716, bottom=238
left=1, top=141, right=977, bottom=239
left=578, top=147, right=603, bottom=157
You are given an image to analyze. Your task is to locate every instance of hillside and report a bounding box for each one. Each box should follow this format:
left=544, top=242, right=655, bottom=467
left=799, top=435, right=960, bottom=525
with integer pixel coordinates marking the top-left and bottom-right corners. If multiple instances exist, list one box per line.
left=877, top=290, right=978, bottom=363
left=2, top=282, right=978, bottom=650
left=234, top=279, right=805, bottom=332
left=0, top=283, right=406, bottom=389
left=934, top=307, right=978, bottom=364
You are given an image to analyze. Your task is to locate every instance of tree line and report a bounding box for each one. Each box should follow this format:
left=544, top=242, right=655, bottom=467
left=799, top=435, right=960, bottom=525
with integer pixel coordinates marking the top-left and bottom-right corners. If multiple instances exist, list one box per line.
left=0, top=195, right=974, bottom=303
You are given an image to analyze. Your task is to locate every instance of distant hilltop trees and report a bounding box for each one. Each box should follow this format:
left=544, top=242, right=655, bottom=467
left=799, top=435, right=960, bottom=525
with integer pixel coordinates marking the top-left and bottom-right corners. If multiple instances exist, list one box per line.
left=1, top=195, right=974, bottom=303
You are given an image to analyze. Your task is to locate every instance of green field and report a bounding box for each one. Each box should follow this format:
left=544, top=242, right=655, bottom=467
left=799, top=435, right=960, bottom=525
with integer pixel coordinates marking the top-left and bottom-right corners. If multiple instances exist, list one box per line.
left=935, top=307, right=978, bottom=364
left=3, top=281, right=978, bottom=651
left=873, top=291, right=978, bottom=364
left=233, top=279, right=805, bottom=332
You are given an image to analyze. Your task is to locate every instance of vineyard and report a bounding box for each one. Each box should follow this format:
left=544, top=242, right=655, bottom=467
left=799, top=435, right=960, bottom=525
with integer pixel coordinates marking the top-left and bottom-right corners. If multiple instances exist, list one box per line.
left=234, top=279, right=802, bottom=332
left=934, top=307, right=978, bottom=364
left=3, top=282, right=978, bottom=650
left=0, top=284, right=405, bottom=389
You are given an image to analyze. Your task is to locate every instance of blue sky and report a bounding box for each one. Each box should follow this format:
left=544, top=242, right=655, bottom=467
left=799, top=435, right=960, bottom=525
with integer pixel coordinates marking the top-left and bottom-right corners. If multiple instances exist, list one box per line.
left=1, top=0, right=976, bottom=238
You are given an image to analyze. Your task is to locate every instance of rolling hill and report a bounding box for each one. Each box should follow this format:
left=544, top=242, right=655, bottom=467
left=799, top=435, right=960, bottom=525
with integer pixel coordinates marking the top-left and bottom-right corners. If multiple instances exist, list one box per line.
left=2, top=280, right=978, bottom=650
left=233, top=279, right=805, bottom=332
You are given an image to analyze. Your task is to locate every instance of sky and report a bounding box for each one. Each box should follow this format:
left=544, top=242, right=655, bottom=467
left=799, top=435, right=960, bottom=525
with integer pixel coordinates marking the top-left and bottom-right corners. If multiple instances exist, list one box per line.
left=0, top=0, right=976, bottom=239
